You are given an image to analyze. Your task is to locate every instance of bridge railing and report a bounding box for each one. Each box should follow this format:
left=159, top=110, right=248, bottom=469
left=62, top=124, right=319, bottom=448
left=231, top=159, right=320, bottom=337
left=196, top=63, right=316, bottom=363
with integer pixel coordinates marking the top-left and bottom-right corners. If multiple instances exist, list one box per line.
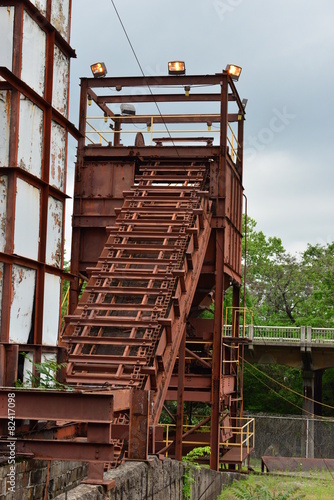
left=224, top=325, right=334, bottom=345
left=310, top=327, right=334, bottom=344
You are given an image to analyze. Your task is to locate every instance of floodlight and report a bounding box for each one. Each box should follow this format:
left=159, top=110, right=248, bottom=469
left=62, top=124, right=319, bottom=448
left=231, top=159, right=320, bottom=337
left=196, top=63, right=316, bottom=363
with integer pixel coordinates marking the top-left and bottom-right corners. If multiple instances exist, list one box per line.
left=225, top=64, right=242, bottom=81
left=241, top=98, right=248, bottom=109
left=168, top=61, right=186, bottom=75
left=120, top=103, right=136, bottom=116
left=90, top=62, right=108, bottom=78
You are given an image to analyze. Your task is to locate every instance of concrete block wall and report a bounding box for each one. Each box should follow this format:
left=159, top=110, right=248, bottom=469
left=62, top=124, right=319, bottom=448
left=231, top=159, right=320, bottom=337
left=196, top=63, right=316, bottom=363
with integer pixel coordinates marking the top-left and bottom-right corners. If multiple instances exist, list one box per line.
left=54, top=457, right=239, bottom=500
left=0, top=459, right=88, bottom=499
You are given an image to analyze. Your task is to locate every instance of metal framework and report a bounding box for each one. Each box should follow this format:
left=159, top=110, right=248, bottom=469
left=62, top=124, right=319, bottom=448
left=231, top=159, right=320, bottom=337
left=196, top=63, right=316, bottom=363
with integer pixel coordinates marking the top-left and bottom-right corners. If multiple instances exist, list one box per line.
left=0, top=0, right=79, bottom=384
left=0, top=70, right=253, bottom=486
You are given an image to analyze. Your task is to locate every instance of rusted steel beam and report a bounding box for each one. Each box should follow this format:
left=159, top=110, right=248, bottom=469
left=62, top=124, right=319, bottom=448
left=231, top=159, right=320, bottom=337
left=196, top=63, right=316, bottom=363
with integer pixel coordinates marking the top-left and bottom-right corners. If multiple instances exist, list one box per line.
left=175, top=329, right=186, bottom=461
left=84, top=74, right=244, bottom=95
left=98, top=93, right=229, bottom=104
left=63, top=336, right=154, bottom=346
left=210, top=76, right=228, bottom=472
left=128, top=390, right=150, bottom=460
left=0, top=439, right=114, bottom=462
left=84, top=145, right=220, bottom=160
left=0, top=389, right=131, bottom=421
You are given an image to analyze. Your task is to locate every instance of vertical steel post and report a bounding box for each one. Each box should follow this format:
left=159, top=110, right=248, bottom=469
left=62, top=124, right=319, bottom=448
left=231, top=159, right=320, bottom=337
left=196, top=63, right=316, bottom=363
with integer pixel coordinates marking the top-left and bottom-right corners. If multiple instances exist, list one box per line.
left=210, top=75, right=228, bottom=471
left=175, top=328, right=186, bottom=461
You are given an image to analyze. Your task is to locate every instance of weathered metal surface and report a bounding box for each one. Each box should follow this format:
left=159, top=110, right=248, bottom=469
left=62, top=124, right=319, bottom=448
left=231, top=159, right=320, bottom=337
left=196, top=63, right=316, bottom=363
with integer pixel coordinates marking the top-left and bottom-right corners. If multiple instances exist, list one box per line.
left=0, top=90, right=11, bottom=167
left=14, top=178, right=40, bottom=259
left=50, top=120, right=66, bottom=191
left=0, top=262, right=3, bottom=331
left=51, top=0, right=70, bottom=41
left=128, top=390, right=150, bottom=460
left=46, top=196, right=63, bottom=267
left=9, top=265, right=36, bottom=344
left=42, top=273, right=61, bottom=345
left=0, top=6, right=14, bottom=76
left=17, top=97, right=43, bottom=177
left=21, top=11, right=46, bottom=97
left=29, top=0, right=47, bottom=16
left=0, top=176, right=7, bottom=251
left=261, top=456, right=334, bottom=473
left=52, top=45, right=69, bottom=116
left=0, top=388, right=117, bottom=422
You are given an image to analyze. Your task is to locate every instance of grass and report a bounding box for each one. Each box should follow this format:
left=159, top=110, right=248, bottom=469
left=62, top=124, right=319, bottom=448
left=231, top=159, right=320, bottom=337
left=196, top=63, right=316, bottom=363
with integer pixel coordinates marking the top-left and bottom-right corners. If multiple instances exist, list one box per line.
left=218, top=470, right=334, bottom=500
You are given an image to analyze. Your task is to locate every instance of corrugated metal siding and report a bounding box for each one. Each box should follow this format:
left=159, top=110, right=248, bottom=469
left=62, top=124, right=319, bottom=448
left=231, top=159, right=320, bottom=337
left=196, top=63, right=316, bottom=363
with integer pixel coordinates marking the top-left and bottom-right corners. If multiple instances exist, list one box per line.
left=0, top=262, right=3, bottom=331
left=0, top=176, right=7, bottom=252
left=0, top=7, right=14, bottom=75
left=29, top=0, right=47, bottom=16
left=9, top=265, right=36, bottom=344
left=42, top=273, right=61, bottom=346
left=21, top=11, right=46, bottom=97
left=50, top=121, right=66, bottom=191
left=46, top=196, right=63, bottom=267
left=51, top=0, right=70, bottom=41
left=0, top=90, right=11, bottom=167
left=17, top=96, right=44, bottom=177
left=14, top=178, right=40, bottom=260
left=52, top=45, right=69, bottom=116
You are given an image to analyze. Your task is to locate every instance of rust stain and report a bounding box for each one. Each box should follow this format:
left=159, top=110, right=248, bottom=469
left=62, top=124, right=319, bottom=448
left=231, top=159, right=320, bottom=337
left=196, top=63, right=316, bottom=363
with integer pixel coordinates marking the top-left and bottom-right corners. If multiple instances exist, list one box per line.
left=51, top=153, right=56, bottom=180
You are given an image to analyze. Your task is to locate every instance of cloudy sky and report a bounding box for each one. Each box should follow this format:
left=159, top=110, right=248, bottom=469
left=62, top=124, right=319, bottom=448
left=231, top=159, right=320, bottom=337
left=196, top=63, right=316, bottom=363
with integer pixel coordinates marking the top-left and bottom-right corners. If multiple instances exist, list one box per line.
left=66, top=0, right=334, bottom=256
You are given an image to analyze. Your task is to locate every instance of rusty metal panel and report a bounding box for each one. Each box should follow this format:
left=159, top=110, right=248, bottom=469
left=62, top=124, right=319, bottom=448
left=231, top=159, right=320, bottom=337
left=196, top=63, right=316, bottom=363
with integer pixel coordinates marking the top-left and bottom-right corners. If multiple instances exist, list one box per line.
left=42, top=272, right=61, bottom=345
left=51, top=0, right=70, bottom=41
left=52, top=45, right=69, bottom=116
left=0, top=262, right=3, bottom=331
left=0, top=6, right=14, bottom=76
left=46, top=196, right=63, bottom=267
left=0, top=176, right=7, bottom=252
left=29, top=0, right=47, bottom=16
left=9, top=265, right=36, bottom=344
left=18, top=97, right=44, bottom=177
left=21, top=11, right=46, bottom=97
left=14, top=178, right=40, bottom=260
left=50, top=120, right=66, bottom=191
left=0, top=91, right=11, bottom=167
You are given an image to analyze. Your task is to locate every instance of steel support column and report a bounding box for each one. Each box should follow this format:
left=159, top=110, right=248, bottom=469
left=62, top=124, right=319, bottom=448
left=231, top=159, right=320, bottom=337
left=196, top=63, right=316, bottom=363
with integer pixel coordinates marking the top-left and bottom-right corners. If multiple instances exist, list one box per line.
left=175, top=328, right=186, bottom=461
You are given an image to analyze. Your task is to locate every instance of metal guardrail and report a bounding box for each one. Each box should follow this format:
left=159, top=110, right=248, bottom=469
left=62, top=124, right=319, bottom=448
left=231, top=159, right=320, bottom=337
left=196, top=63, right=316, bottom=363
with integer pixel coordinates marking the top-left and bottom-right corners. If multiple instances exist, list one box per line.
left=224, top=325, right=334, bottom=345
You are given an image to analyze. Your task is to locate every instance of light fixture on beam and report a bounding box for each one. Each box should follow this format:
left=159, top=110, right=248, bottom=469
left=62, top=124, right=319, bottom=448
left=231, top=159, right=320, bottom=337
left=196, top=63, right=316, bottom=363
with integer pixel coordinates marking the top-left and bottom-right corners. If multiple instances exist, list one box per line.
left=168, top=61, right=186, bottom=75
left=120, top=103, right=136, bottom=116
left=225, top=64, right=242, bottom=81
left=90, top=62, right=108, bottom=78
left=241, top=98, right=248, bottom=109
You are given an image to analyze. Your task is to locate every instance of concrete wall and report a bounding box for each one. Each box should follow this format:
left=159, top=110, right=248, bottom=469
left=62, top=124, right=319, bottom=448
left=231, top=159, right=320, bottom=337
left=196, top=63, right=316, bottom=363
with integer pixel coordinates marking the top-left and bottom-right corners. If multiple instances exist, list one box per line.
left=54, top=457, right=239, bottom=500
left=0, top=459, right=88, bottom=499
left=247, top=413, right=334, bottom=459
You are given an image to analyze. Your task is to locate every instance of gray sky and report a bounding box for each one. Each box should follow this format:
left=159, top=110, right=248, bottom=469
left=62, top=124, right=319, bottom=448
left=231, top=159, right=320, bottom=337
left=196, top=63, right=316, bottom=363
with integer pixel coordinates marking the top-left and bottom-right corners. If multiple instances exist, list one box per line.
left=66, top=0, right=334, bottom=256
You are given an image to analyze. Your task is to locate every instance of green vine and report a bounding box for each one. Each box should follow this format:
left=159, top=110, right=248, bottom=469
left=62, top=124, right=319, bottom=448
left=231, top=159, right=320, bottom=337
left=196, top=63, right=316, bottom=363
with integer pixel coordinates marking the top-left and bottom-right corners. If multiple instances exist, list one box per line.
left=182, top=446, right=211, bottom=500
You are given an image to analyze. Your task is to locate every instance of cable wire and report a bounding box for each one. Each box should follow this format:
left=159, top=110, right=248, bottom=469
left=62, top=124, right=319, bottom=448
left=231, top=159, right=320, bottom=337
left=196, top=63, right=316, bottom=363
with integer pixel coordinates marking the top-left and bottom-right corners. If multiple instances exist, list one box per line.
left=244, top=359, right=334, bottom=412
left=110, top=0, right=181, bottom=157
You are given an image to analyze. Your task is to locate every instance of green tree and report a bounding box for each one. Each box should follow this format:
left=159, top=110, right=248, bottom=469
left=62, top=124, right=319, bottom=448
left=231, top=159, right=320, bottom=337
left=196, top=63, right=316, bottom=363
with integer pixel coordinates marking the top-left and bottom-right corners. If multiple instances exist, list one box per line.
left=302, top=242, right=334, bottom=327
left=243, top=217, right=312, bottom=325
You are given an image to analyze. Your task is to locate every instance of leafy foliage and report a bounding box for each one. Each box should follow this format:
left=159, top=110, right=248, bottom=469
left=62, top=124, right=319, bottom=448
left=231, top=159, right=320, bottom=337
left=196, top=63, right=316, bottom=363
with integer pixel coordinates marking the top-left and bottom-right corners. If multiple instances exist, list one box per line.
left=182, top=446, right=211, bottom=500
left=15, top=353, right=70, bottom=390
left=243, top=216, right=334, bottom=327
left=221, top=480, right=303, bottom=500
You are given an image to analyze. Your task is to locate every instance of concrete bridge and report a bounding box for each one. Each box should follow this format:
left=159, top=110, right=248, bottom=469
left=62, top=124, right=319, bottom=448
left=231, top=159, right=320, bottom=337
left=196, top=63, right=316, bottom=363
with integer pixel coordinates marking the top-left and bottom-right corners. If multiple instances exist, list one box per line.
left=225, top=325, right=334, bottom=458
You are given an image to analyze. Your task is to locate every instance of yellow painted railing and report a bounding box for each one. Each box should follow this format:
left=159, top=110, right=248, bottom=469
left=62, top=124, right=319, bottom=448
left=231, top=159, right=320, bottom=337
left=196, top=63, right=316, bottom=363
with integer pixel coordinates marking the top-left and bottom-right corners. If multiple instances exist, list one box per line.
left=159, top=417, right=255, bottom=461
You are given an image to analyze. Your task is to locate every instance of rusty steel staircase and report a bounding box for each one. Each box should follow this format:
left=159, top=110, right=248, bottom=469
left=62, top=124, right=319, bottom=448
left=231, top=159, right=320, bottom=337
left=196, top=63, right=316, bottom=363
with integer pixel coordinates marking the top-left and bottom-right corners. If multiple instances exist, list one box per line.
left=0, top=71, right=253, bottom=486
left=64, top=159, right=212, bottom=425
